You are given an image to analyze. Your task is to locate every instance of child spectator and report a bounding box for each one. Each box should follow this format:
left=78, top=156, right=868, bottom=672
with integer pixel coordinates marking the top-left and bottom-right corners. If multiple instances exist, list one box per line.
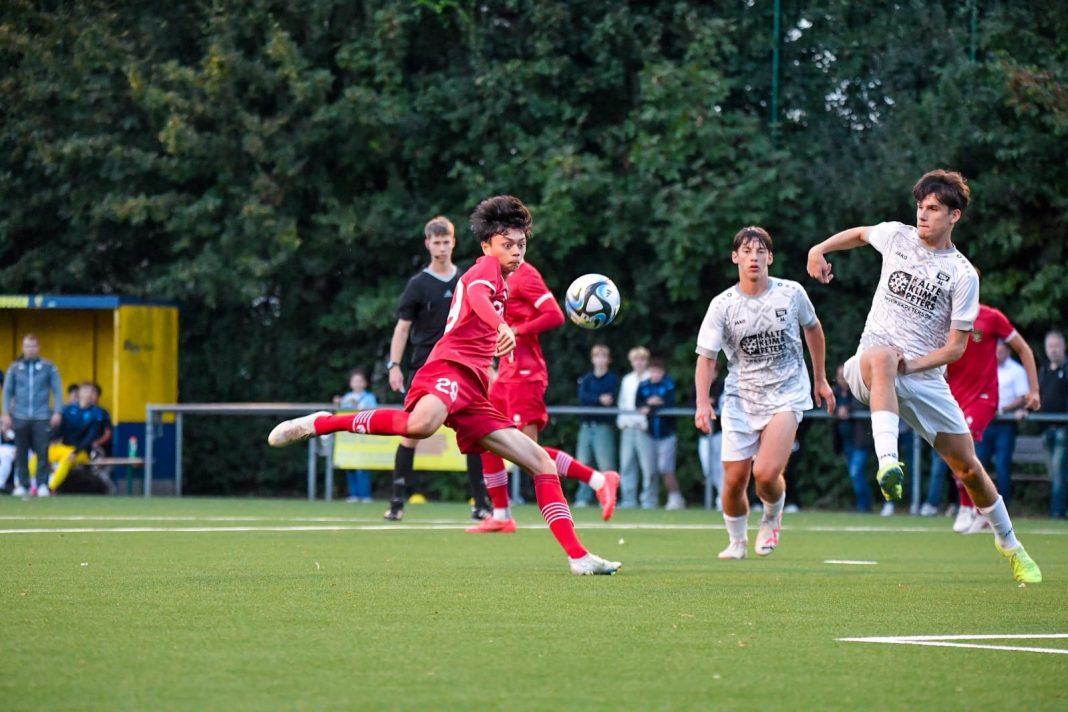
left=335, top=369, right=378, bottom=502
left=637, top=358, right=685, bottom=510
left=573, top=344, right=620, bottom=507
left=617, top=346, right=655, bottom=508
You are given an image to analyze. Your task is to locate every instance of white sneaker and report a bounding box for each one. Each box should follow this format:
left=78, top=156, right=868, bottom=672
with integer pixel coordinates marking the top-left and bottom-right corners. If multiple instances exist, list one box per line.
left=665, top=492, right=686, bottom=511
left=952, top=506, right=976, bottom=533
left=36, top=486, right=50, bottom=497
left=717, top=540, right=747, bottom=560
left=568, top=552, right=622, bottom=575
left=919, top=503, right=938, bottom=517
left=267, top=411, right=331, bottom=447
left=880, top=502, right=895, bottom=517
left=755, top=515, right=782, bottom=556
left=964, top=513, right=991, bottom=535
left=12, top=484, right=28, bottom=497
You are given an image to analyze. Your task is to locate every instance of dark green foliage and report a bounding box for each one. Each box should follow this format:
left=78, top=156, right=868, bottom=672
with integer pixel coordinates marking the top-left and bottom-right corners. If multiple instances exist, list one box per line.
left=1, top=1, right=1064, bottom=499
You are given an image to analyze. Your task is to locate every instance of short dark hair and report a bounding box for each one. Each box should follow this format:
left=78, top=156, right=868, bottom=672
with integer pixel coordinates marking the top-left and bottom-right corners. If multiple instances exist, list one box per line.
left=647, top=358, right=666, bottom=371
left=424, top=216, right=454, bottom=239
left=469, top=195, right=533, bottom=244
left=67, top=384, right=79, bottom=394
left=913, top=169, right=970, bottom=214
left=732, top=226, right=773, bottom=252
left=348, top=368, right=368, bottom=381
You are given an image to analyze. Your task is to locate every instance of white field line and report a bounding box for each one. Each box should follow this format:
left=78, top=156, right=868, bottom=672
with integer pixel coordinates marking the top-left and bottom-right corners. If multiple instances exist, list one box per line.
left=838, top=634, right=1068, bottom=655
left=824, top=560, right=878, bottom=565
left=0, top=516, right=1065, bottom=536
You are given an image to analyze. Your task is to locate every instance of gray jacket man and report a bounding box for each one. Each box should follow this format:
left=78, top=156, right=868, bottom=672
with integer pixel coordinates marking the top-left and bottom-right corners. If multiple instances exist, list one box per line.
left=1, top=334, right=63, bottom=495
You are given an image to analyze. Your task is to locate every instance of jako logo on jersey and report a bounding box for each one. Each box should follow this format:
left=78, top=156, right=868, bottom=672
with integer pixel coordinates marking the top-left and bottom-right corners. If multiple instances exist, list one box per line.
left=886, top=270, right=942, bottom=312
left=894, top=251, right=910, bottom=261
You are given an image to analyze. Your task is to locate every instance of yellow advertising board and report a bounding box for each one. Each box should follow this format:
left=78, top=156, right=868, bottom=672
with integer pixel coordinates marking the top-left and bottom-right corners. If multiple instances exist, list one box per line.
left=332, top=424, right=466, bottom=471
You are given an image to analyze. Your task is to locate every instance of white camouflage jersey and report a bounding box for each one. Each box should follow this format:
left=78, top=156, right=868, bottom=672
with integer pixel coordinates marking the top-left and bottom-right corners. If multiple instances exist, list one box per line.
left=858, top=221, right=979, bottom=378
left=696, top=278, right=817, bottom=415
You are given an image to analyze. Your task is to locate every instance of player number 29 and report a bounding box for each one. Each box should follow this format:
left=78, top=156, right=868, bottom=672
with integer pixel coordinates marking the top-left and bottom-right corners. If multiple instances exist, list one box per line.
left=435, top=378, right=459, bottom=402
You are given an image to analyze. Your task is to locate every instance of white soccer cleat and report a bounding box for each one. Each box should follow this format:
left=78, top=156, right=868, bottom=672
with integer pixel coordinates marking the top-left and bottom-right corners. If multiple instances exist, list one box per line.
left=568, top=552, right=622, bottom=576
left=12, top=484, right=28, bottom=497
left=952, top=506, right=976, bottom=533
left=718, top=540, right=748, bottom=560
left=665, top=492, right=686, bottom=511
left=268, top=411, right=331, bottom=447
left=755, top=515, right=781, bottom=557
left=880, top=502, right=895, bottom=517
left=963, top=513, right=991, bottom=535
left=36, top=486, right=50, bottom=498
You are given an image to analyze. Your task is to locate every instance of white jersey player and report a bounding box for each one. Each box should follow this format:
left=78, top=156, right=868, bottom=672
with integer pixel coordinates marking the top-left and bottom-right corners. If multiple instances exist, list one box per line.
left=807, top=169, right=1041, bottom=584
left=694, top=226, right=834, bottom=561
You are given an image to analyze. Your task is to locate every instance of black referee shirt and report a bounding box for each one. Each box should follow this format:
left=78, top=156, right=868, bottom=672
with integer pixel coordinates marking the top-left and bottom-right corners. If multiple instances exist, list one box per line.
left=396, top=266, right=460, bottom=370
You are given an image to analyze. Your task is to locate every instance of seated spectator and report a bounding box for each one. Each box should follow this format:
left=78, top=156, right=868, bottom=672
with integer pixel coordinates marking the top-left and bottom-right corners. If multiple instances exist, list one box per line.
left=637, top=358, right=685, bottom=510
left=29, top=382, right=112, bottom=493
left=334, top=369, right=377, bottom=503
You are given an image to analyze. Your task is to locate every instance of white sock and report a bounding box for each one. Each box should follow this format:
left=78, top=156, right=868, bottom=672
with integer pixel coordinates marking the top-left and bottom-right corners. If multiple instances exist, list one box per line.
left=493, top=507, right=511, bottom=521
left=978, top=496, right=1019, bottom=550
left=871, top=411, right=901, bottom=468
left=723, top=513, right=748, bottom=543
left=588, top=471, right=606, bottom=491
left=761, top=492, right=786, bottom=522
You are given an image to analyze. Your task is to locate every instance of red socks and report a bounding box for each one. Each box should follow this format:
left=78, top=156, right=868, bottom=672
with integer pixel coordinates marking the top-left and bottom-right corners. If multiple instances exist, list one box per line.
left=534, top=473, right=587, bottom=558
left=542, top=446, right=594, bottom=484
left=956, top=479, right=974, bottom=508
left=481, top=453, right=511, bottom=509
left=313, top=410, right=410, bottom=437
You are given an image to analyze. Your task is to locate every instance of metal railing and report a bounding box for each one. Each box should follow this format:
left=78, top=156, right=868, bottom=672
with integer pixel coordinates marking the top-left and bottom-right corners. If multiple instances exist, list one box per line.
left=144, top=402, right=1067, bottom=508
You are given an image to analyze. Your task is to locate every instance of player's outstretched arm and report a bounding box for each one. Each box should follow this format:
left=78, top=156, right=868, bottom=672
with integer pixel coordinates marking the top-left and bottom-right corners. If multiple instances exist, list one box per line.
left=1006, top=332, right=1042, bottom=411
left=514, top=294, right=565, bottom=336
left=807, top=226, right=871, bottom=284
left=694, top=354, right=719, bottom=433
left=802, top=319, right=835, bottom=412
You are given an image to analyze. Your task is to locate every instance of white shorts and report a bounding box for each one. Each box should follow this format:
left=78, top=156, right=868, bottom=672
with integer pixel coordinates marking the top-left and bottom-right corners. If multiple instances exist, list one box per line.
left=843, top=351, right=969, bottom=446
left=719, top=400, right=803, bottom=462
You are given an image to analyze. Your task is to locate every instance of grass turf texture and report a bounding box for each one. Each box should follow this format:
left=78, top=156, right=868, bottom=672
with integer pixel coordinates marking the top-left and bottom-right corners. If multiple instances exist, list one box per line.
left=2, top=497, right=1066, bottom=711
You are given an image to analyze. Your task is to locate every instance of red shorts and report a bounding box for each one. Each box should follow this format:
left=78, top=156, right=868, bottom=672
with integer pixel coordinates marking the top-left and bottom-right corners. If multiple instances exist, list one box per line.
left=404, top=359, right=514, bottom=454
left=490, top=379, right=549, bottom=432
left=960, top=396, right=998, bottom=442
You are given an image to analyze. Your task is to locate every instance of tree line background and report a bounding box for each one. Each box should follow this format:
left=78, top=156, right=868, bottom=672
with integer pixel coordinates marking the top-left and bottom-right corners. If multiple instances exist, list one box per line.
left=2, top=1, right=1065, bottom=503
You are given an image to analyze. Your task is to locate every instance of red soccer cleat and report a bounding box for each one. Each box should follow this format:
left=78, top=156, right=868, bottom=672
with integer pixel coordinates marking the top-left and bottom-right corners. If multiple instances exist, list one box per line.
left=464, top=517, right=517, bottom=534
left=596, top=470, right=620, bottom=521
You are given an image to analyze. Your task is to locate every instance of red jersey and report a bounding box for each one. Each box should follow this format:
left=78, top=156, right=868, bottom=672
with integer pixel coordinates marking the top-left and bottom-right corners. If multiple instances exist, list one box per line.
left=498, top=262, right=564, bottom=383
left=947, top=304, right=1016, bottom=408
left=426, top=256, right=506, bottom=381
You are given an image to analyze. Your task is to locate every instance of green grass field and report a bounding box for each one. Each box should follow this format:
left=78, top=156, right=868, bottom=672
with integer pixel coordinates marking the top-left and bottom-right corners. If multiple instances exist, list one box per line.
left=2, top=496, right=1066, bottom=711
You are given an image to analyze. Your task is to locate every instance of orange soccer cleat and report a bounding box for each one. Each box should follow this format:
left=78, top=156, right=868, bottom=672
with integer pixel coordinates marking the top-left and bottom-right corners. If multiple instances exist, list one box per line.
left=596, top=470, right=621, bottom=521
left=464, top=517, right=517, bottom=534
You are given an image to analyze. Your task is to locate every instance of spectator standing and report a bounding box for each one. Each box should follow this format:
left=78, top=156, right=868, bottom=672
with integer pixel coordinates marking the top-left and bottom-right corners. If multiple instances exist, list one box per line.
left=573, top=344, right=620, bottom=507
left=975, top=340, right=1037, bottom=508
left=637, top=358, right=685, bottom=510
left=336, top=369, right=378, bottom=503
left=1, top=334, right=63, bottom=497
left=833, top=366, right=877, bottom=513
left=616, top=346, right=655, bottom=509
left=1038, top=329, right=1068, bottom=519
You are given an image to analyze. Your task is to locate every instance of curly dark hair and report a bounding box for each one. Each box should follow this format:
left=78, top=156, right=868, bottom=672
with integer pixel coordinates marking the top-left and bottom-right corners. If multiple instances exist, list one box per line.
left=469, top=195, right=533, bottom=244
left=913, top=169, right=970, bottom=214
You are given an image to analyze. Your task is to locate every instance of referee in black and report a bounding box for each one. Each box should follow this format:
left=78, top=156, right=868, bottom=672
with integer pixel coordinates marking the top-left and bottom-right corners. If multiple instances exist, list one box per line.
left=383, top=215, right=491, bottom=521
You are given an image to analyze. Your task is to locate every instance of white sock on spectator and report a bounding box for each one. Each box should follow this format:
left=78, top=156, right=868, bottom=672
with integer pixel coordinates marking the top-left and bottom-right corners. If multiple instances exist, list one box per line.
left=723, top=513, right=748, bottom=543
left=978, top=495, right=1020, bottom=550
left=871, top=411, right=900, bottom=469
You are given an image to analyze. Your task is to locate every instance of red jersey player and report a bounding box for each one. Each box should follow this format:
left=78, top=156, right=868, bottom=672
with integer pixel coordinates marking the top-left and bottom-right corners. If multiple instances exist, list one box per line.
left=466, top=261, right=621, bottom=533
left=268, top=195, right=621, bottom=575
left=928, top=304, right=1040, bottom=531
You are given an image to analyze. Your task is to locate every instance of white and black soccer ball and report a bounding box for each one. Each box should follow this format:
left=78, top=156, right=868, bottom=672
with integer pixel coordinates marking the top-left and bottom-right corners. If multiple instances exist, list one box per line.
left=564, top=274, right=620, bottom=330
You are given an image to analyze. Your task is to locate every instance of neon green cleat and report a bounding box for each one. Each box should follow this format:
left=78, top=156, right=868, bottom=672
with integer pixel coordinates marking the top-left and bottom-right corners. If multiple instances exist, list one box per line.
left=996, top=541, right=1042, bottom=584
left=875, top=461, right=905, bottom=501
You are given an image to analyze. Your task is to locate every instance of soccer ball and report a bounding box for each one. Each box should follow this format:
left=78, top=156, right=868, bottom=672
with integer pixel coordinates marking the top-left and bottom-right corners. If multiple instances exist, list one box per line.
left=564, top=274, right=620, bottom=330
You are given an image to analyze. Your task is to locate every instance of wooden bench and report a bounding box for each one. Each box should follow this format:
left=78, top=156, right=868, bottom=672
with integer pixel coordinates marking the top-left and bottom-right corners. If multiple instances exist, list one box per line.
left=1010, top=435, right=1051, bottom=483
